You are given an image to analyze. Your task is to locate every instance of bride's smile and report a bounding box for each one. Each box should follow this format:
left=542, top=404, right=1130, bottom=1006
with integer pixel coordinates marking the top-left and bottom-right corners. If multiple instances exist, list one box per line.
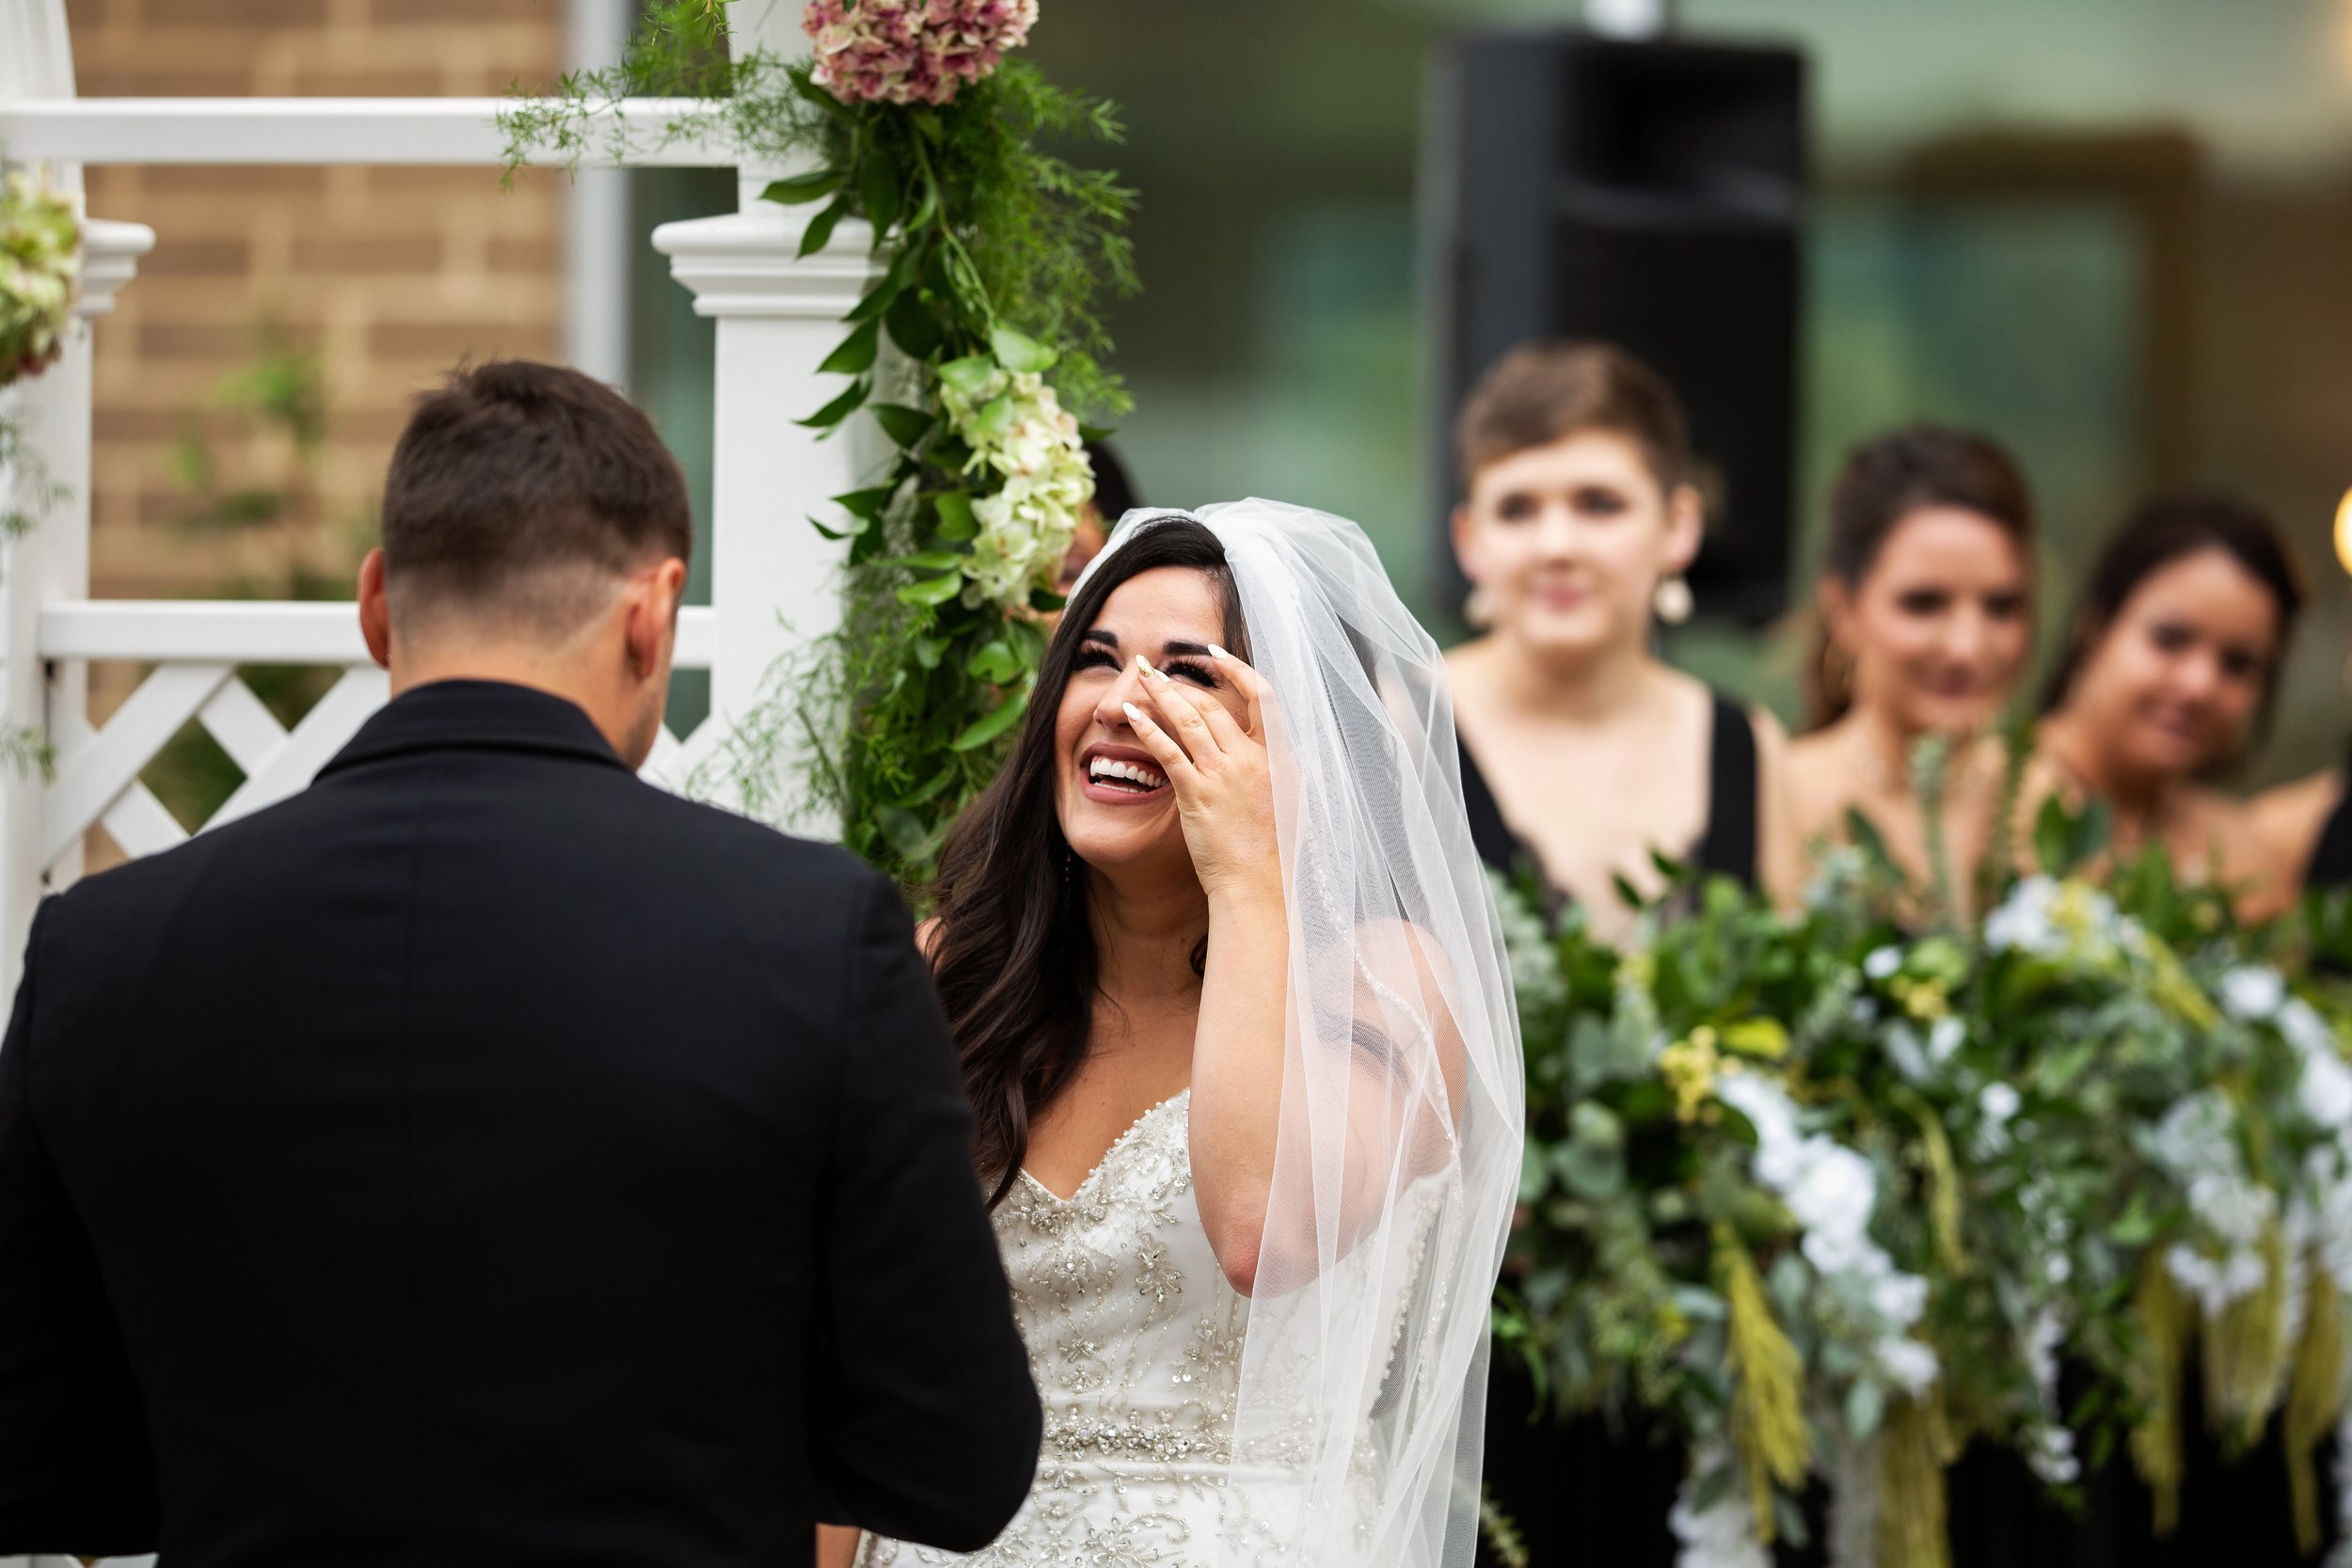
left=1077, top=744, right=1168, bottom=800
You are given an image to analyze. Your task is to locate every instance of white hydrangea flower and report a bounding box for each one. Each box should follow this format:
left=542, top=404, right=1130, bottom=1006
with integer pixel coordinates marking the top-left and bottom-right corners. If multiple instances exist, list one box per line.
left=2280, top=997, right=2341, bottom=1062
left=2219, top=965, right=2287, bottom=1022
left=1983, top=876, right=2062, bottom=956
left=1670, top=1447, right=1772, bottom=1568
left=2302, top=1049, right=2352, bottom=1132
left=937, top=359, right=1093, bottom=610
left=1870, top=1271, right=1929, bottom=1329
left=1875, top=1336, right=1940, bottom=1396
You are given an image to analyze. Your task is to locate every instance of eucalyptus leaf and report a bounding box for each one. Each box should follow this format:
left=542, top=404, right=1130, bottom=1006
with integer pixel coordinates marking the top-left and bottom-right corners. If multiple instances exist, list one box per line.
left=799, top=194, right=850, bottom=259
left=794, top=377, right=869, bottom=430
left=938, top=355, right=996, bottom=399
left=832, top=484, right=897, bottom=521
left=761, top=168, right=844, bottom=205
left=1846, top=1377, right=1885, bottom=1443
left=970, top=394, right=1016, bottom=440
left=988, top=323, right=1057, bottom=373
left=933, top=491, right=978, bottom=541
left=844, top=252, right=906, bottom=323
left=966, top=640, right=1023, bottom=683
left=818, top=318, right=882, bottom=376
left=895, top=572, right=963, bottom=608
left=950, top=680, right=1033, bottom=752
left=870, top=403, right=936, bottom=449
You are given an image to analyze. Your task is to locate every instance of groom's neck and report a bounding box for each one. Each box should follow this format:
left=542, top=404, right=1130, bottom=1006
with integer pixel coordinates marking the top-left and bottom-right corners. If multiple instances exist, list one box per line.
left=389, top=638, right=637, bottom=760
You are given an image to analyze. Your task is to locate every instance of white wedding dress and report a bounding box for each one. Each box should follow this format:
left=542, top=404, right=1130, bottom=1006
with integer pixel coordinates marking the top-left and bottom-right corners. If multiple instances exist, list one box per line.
left=858, top=1090, right=1262, bottom=1567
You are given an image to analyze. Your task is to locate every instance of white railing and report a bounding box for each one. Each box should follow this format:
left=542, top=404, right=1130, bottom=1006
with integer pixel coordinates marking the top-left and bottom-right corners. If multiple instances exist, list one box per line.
left=34, top=604, right=720, bottom=870
left=0, top=0, right=877, bottom=1008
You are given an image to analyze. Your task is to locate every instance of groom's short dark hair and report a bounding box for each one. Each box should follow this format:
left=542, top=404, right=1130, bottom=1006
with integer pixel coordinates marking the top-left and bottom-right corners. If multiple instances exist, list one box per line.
left=380, top=359, right=692, bottom=637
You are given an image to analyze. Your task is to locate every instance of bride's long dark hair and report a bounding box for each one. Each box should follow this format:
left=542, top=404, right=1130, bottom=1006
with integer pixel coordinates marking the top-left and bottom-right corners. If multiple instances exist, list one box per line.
left=930, top=515, right=1249, bottom=1208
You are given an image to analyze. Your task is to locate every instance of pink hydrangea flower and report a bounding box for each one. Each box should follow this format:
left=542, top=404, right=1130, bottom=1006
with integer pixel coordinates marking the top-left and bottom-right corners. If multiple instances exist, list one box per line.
left=803, top=0, right=1039, bottom=107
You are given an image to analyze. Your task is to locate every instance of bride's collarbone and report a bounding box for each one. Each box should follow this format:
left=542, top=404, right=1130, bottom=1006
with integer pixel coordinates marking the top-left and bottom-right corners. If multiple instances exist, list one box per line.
left=1025, top=1029, right=1194, bottom=1199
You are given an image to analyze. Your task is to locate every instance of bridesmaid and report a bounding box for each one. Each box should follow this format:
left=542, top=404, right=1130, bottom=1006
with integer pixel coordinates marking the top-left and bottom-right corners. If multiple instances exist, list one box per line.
left=1447, top=340, right=1800, bottom=1568
left=1445, top=339, right=1803, bottom=945
left=1786, top=425, right=2037, bottom=911
left=2032, top=493, right=2303, bottom=897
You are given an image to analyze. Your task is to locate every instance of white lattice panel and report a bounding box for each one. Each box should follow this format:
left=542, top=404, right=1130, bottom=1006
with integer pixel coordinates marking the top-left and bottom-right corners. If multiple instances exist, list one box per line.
left=28, top=603, right=723, bottom=879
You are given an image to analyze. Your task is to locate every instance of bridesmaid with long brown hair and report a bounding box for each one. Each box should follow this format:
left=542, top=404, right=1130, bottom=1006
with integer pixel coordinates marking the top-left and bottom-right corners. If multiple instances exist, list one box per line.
left=2031, top=493, right=2303, bottom=899
left=1787, top=425, right=2037, bottom=909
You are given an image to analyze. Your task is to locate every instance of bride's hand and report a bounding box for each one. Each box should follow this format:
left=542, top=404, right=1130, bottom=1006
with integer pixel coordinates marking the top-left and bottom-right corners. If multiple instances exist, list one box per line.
left=1122, top=648, right=1280, bottom=905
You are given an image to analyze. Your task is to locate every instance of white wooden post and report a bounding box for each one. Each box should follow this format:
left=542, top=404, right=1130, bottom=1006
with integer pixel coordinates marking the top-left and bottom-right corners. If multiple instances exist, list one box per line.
left=0, top=0, right=154, bottom=994
left=0, top=220, right=153, bottom=985
left=650, top=0, right=881, bottom=835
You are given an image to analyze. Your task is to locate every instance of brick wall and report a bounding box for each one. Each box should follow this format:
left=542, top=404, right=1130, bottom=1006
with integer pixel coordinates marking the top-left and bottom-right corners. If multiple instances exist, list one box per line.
left=67, top=0, right=570, bottom=600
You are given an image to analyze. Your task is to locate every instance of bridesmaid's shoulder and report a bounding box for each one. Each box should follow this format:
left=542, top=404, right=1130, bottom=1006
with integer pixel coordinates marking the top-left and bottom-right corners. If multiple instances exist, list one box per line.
left=2247, top=768, right=2344, bottom=872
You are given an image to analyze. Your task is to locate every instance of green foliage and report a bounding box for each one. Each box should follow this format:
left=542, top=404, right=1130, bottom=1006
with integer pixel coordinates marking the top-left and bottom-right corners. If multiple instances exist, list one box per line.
left=1497, top=797, right=2352, bottom=1555
left=143, top=324, right=373, bottom=829
left=0, top=408, right=70, bottom=539
left=502, top=4, right=1136, bottom=890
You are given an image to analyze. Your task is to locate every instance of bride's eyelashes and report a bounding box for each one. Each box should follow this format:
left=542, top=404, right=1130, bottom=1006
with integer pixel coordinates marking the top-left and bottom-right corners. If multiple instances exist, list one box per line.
left=1074, top=643, right=1216, bottom=688
left=1159, top=658, right=1216, bottom=688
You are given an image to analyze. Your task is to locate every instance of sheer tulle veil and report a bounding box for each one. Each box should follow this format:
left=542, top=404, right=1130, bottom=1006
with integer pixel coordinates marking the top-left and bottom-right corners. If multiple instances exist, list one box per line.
left=1072, top=499, right=1524, bottom=1568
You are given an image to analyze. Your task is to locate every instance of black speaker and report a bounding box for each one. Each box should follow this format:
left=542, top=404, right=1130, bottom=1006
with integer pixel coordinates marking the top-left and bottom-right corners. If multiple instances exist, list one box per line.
left=1426, top=30, right=1807, bottom=626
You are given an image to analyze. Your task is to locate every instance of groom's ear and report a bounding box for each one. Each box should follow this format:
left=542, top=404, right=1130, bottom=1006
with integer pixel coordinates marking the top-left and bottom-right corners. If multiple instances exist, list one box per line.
left=358, top=549, right=393, bottom=672
left=620, top=557, right=690, bottom=683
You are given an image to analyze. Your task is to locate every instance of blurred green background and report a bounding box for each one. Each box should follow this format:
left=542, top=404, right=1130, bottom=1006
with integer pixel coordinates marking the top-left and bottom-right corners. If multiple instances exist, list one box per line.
left=627, top=0, right=2352, bottom=782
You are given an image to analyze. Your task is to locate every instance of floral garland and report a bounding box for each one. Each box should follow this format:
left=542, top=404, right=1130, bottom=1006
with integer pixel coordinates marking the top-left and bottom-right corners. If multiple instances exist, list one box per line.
left=0, top=168, right=79, bottom=779
left=1495, top=786, right=2352, bottom=1568
left=504, top=0, right=1134, bottom=882
left=0, top=168, right=77, bottom=388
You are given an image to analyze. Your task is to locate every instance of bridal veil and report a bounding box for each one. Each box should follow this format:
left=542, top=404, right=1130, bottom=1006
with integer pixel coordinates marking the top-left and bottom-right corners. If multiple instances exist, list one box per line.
left=1073, top=499, right=1524, bottom=1568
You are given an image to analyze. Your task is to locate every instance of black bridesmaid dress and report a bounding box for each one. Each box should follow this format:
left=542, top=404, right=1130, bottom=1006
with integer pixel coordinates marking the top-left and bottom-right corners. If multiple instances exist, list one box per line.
left=2307, top=767, right=2352, bottom=895
left=1465, top=690, right=1763, bottom=1568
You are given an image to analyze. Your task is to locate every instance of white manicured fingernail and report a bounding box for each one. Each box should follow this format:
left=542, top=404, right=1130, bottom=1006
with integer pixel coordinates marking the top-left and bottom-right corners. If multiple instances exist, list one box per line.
left=1136, top=654, right=1158, bottom=677
left=1122, top=702, right=1146, bottom=723
left=1208, top=644, right=1230, bottom=660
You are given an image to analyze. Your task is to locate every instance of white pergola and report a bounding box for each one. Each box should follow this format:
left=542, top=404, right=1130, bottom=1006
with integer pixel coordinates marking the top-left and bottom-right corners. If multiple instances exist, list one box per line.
left=0, top=0, right=878, bottom=1013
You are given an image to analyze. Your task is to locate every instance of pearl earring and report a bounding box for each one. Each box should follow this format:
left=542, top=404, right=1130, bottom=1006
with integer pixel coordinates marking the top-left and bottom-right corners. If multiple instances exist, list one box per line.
left=1653, top=575, right=1694, bottom=626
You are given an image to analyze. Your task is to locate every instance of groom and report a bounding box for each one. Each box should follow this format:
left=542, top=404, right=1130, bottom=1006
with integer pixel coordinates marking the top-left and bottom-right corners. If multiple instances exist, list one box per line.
left=0, top=360, right=1040, bottom=1564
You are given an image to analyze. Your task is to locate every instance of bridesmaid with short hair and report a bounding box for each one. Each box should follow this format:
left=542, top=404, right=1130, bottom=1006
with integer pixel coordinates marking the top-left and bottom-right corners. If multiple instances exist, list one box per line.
left=1786, top=425, right=2037, bottom=911
left=1448, top=340, right=1802, bottom=1568
left=2032, top=493, right=2303, bottom=899
left=1445, top=340, right=1802, bottom=945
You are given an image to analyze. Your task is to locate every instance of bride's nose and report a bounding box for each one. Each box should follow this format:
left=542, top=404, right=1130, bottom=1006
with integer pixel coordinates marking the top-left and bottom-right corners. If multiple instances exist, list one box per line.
left=1093, top=656, right=1149, bottom=730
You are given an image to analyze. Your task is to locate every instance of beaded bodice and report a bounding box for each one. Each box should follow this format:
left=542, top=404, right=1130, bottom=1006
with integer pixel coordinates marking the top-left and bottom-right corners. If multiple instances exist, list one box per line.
left=861, top=1090, right=1251, bottom=1566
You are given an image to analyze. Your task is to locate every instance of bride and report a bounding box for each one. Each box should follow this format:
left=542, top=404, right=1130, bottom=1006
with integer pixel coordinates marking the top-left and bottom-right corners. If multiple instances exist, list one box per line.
left=831, top=501, right=1522, bottom=1568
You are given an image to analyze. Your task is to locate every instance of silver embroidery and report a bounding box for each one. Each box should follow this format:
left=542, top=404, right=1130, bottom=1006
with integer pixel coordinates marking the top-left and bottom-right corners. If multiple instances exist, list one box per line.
left=861, top=1091, right=1252, bottom=1568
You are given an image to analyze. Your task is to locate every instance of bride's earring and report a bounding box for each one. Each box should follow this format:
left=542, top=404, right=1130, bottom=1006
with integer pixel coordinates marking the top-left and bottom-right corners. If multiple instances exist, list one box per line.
left=1653, top=574, right=1694, bottom=626
left=1462, top=586, right=1495, bottom=630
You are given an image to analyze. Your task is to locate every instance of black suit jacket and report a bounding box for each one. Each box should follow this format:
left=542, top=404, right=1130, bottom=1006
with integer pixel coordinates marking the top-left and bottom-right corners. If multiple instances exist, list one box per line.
left=0, top=679, right=1040, bottom=1567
